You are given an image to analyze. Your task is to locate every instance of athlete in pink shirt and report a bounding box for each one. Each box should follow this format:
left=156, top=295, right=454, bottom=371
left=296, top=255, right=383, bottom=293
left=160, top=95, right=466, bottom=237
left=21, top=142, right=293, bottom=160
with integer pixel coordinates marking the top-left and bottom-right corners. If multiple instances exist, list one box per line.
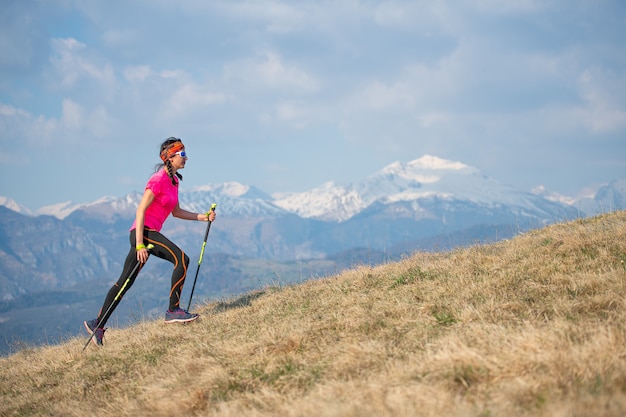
left=84, top=137, right=216, bottom=347
left=130, top=168, right=180, bottom=232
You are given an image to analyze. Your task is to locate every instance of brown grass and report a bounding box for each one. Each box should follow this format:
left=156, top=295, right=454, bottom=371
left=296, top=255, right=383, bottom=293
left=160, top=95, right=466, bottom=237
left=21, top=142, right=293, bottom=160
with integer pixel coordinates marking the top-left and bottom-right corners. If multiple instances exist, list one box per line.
left=1, top=211, right=626, bottom=417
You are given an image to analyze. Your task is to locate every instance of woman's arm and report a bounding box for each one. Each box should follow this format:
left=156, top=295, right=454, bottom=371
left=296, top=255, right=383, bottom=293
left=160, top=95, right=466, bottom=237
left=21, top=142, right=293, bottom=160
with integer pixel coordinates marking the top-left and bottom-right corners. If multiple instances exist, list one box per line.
left=172, top=204, right=216, bottom=222
left=135, top=189, right=155, bottom=263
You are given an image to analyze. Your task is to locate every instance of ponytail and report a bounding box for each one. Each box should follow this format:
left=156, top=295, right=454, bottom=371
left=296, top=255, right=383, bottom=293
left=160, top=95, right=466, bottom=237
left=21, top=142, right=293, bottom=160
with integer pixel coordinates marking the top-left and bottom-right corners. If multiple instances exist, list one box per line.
left=164, top=159, right=183, bottom=186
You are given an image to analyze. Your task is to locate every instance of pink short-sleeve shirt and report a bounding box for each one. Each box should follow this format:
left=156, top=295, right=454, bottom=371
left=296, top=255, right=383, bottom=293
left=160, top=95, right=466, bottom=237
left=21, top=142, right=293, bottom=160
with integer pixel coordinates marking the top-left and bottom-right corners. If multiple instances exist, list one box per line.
left=131, top=169, right=179, bottom=232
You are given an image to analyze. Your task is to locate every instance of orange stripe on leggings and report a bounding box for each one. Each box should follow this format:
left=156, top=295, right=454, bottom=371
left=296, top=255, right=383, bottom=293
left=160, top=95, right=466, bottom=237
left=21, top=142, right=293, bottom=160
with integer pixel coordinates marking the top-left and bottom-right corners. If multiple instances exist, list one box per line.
left=145, top=238, right=187, bottom=302
left=170, top=250, right=188, bottom=304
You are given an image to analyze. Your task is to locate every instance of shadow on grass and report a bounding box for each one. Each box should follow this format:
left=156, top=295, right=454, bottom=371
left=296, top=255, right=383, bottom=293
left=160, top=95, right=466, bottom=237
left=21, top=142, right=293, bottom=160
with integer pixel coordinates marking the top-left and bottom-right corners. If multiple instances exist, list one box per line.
left=211, top=290, right=266, bottom=313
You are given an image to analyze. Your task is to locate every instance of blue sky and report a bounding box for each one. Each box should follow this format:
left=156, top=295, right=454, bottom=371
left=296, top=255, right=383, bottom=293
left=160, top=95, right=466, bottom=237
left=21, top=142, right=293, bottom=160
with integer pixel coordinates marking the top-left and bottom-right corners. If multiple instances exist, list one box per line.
left=1, top=0, right=625, bottom=210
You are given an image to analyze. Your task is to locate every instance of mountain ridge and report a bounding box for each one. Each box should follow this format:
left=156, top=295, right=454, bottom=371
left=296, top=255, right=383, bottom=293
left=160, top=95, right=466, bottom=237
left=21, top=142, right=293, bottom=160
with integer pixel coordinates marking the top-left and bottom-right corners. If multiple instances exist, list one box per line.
left=3, top=155, right=622, bottom=222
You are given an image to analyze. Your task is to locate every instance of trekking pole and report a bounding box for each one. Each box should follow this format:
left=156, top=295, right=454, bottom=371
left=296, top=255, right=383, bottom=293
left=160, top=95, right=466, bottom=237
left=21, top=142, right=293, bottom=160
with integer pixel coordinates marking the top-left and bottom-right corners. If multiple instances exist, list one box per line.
left=186, top=203, right=217, bottom=311
left=82, top=244, right=154, bottom=351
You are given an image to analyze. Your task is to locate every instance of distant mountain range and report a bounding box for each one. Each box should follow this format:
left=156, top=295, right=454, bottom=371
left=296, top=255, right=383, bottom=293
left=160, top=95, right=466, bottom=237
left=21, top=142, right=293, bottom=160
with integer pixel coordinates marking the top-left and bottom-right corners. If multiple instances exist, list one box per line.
left=0, top=155, right=624, bottom=355
left=4, top=155, right=623, bottom=220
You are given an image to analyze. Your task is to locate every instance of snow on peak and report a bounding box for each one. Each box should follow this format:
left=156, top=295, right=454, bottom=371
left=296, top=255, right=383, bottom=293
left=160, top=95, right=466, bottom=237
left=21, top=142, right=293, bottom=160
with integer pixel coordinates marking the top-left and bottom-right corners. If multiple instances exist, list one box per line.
left=381, top=161, right=403, bottom=174
left=36, top=201, right=82, bottom=219
left=191, top=181, right=259, bottom=197
left=188, top=182, right=274, bottom=203
left=221, top=182, right=250, bottom=197
left=275, top=155, right=533, bottom=221
left=0, top=197, right=33, bottom=215
left=191, top=181, right=241, bottom=194
left=408, top=155, right=469, bottom=171
left=380, top=155, right=472, bottom=184
left=33, top=196, right=136, bottom=220
left=273, top=181, right=363, bottom=221
left=275, top=157, right=480, bottom=222
left=531, top=185, right=577, bottom=205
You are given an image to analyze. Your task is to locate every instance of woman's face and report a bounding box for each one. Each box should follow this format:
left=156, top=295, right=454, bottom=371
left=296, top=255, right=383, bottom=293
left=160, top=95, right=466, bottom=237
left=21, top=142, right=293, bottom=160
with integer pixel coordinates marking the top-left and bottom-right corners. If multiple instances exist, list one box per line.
left=169, top=148, right=187, bottom=170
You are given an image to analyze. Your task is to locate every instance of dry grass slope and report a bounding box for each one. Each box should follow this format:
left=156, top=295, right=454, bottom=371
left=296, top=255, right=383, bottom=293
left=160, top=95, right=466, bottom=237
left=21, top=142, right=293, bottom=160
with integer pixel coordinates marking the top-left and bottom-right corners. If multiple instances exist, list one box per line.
left=1, top=211, right=625, bottom=417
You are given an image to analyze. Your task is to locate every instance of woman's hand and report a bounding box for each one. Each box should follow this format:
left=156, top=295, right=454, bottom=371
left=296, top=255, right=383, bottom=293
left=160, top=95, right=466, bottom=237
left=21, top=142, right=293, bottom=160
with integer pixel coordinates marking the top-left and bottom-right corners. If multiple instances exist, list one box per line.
left=198, top=211, right=216, bottom=222
left=136, top=246, right=149, bottom=263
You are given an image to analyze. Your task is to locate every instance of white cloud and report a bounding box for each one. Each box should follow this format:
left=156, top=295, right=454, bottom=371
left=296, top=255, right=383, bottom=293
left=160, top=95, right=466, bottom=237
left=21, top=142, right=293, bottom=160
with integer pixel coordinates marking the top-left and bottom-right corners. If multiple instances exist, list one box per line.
left=577, top=68, right=626, bottom=134
left=224, top=51, right=319, bottom=93
left=50, top=38, right=116, bottom=88
left=54, top=99, right=112, bottom=139
left=0, top=103, right=28, bottom=119
left=163, top=83, right=226, bottom=120
left=355, top=80, right=415, bottom=111
left=61, top=99, right=83, bottom=129
left=123, top=65, right=153, bottom=82
left=159, top=69, right=187, bottom=80
left=101, top=28, right=139, bottom=48
left=0, top=99, right=112, bottom=152
left=0, top=103, right=55, bottom=147
left=418, top=112, right=450, bottom=128
left=275, top=101, right=309, bottom=128
left=471, top=0, right=546, bottom=14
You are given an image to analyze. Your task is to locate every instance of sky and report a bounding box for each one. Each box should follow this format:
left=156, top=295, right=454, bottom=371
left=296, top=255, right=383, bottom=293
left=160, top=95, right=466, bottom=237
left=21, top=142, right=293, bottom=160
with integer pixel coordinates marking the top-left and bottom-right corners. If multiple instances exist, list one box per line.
left=1, top=0, right=625, bottom=210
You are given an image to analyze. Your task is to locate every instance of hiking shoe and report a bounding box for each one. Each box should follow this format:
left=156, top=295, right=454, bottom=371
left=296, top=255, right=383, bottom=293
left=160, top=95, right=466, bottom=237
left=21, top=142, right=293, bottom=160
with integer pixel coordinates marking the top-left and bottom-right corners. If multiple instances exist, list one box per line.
left=84, top=318, right=106, bottom=346
left=164, top=308, right=199, bottom=323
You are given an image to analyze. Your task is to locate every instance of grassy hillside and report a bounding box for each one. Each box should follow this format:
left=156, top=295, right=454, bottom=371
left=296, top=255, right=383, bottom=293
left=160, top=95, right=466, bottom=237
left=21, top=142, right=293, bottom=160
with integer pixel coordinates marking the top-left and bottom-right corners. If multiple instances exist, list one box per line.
left=1, top=211, right=625, bottom=417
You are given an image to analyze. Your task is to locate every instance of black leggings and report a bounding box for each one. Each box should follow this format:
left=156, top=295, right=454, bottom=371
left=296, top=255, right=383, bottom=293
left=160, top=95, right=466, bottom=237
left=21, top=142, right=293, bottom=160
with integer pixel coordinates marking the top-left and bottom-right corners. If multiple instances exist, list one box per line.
left=96, top=228, right=190, bottom=327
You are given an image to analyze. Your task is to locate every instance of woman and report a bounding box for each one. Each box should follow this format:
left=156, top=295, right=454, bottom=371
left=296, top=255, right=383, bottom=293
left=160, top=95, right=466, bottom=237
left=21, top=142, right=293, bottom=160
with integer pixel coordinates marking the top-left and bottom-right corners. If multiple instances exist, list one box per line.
left=84, top=137, right=216, bottom=347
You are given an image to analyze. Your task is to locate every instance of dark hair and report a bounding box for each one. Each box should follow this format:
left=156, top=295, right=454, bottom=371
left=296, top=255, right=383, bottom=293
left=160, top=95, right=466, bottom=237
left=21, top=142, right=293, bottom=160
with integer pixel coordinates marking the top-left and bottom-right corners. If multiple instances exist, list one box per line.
left=155, top=137, right=183, bottom=186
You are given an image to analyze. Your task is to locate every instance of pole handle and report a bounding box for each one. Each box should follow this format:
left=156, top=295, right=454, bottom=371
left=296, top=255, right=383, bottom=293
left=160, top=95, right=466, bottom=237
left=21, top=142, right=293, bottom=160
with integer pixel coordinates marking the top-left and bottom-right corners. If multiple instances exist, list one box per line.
left=202, top=204, right=217, bottom=241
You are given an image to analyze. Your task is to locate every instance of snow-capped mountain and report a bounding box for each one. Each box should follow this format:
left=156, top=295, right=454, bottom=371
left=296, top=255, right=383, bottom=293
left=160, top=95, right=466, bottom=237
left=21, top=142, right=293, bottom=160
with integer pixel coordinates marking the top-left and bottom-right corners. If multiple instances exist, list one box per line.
left=21, top=182, right=288, bottom=221
left=36, top=195, right=142, bottom=220
left=179, top=182, right=288, bottom=218
left=2, top=155, right=622, bottom=224
left=273, top=155, right=574, bottom=222
left=532, top=179, right=626, bottom=216
left=0, top=197, right=33, bottom=216
left=587, top=178, right=626, bottom=214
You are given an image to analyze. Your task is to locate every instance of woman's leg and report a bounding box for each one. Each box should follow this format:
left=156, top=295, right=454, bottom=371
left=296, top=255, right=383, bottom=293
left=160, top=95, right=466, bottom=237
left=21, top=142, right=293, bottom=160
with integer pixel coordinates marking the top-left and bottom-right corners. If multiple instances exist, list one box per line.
left=142, top=228, right=190, bottom=311
left=95, top=233, right=143, bottom=328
